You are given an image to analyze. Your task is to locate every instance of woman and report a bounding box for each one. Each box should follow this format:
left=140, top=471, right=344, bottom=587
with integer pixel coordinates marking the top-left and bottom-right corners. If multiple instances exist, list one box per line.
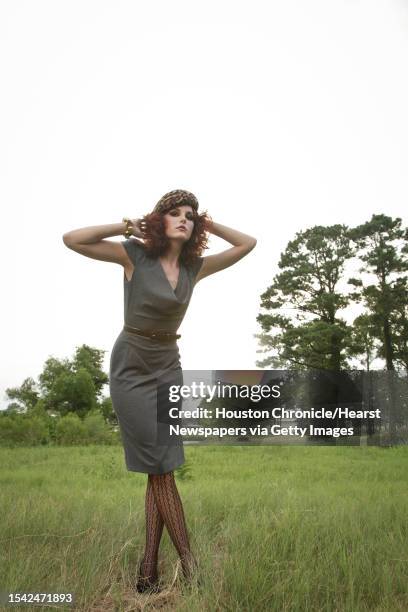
left=62, top=189, right=257, bottom=593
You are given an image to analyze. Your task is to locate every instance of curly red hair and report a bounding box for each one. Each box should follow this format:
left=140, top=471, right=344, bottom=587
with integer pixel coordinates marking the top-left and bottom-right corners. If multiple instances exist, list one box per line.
left=138, top=208, right=211, bottom=266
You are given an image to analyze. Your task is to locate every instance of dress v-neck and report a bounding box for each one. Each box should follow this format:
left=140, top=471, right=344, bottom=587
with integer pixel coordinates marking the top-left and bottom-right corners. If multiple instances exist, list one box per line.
left=157, top=257, right=182, bottom=296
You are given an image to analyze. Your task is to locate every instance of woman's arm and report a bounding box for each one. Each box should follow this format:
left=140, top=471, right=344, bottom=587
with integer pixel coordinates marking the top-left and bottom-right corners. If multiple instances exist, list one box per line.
left=62, top=219, right=144, bottom=266
left=195, top=219, right=257, bottom=283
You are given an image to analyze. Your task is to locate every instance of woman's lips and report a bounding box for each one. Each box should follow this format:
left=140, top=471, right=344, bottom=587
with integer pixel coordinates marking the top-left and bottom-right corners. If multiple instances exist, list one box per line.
left=176, top=226, right=187, bottom=232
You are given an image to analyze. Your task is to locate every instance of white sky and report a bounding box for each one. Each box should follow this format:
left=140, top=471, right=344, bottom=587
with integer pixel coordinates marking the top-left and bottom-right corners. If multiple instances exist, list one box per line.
left=1, top=0, right=408, bottom=409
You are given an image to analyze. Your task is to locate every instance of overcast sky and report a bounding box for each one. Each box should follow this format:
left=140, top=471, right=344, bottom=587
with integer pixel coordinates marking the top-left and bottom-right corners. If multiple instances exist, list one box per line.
left=1, top=0, right=408, bottom=409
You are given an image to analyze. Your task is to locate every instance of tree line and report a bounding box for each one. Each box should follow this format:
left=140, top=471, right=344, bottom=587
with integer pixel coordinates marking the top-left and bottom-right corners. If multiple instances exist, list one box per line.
left=1, top=345, right=117, bottom=446
left=256, top=214, right=408, bottom=372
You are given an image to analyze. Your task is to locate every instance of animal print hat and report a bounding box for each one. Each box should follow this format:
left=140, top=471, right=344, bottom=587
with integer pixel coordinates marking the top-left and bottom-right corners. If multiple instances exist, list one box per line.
left=152, top=190, right=199, bottom=215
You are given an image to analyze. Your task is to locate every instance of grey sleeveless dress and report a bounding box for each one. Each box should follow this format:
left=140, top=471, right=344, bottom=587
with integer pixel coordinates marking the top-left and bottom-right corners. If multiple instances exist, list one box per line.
left=109, top=238, right=203, bottom=474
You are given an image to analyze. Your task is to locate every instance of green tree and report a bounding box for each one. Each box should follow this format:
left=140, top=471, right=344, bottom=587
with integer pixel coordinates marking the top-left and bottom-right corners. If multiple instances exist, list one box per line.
left=3, top=402, right=22, bottom=415
left=256, top=225, right=354, bottom=370
left=348, top=215, right=408, bottom=442
left=38, top=357, right=72, bottom=396
left=5, top=377, right=39, bottom=412
left=347, top=314, right=379, bottom=371
left=52, top=368, right=97, bottom=418
left=38, top=345, right=108, bottom=415
left=388, top=277, right=408, bottom=371
left=99, top=396, right=117, bottom=425
left=72, top=345, right=108, bottom=396
left=348, top=214, right=408, bottom=371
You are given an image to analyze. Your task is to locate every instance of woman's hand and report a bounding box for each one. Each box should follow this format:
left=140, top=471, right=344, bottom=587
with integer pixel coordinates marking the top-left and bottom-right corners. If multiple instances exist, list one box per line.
left=203, top=219, right=256, bottom=249
left=131, top=218, right=146, bottom=238
left=203, top=216, right=214, bottom=233
left=194, top=219, right=257, bottom=283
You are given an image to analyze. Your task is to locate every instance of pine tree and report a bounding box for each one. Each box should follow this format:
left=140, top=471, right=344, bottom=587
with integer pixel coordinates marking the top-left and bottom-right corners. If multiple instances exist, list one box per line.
left=256, top=224, right=354, bottom=370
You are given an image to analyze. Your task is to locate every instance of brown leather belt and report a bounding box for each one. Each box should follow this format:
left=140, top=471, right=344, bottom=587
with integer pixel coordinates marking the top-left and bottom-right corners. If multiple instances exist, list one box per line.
left=123, top=324, right=181, bottom=341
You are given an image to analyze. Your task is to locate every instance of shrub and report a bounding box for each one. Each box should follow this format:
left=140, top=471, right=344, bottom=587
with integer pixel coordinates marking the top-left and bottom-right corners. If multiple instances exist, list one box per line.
left=0, top=414, right=50, bottom=447
left=83, top=410, right=112, bottom=444
left=55, top=413, right=86, bottom=445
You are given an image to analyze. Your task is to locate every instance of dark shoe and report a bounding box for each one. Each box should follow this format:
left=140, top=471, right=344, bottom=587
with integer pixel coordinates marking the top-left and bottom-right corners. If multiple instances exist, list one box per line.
left=135, top=559, right=161, bottom=594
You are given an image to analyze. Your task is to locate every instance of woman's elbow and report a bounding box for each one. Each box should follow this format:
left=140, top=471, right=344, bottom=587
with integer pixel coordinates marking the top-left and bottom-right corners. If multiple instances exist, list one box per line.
left=238, top=238, right=257, bottom=256
left=246, top=237, right=257, bottom=251
left=62, top=232, right=74, bottom=247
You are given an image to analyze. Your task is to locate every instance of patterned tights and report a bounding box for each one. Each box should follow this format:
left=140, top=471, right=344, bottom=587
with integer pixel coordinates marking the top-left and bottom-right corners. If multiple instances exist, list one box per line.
left=139, top=471, right=197, bottom=581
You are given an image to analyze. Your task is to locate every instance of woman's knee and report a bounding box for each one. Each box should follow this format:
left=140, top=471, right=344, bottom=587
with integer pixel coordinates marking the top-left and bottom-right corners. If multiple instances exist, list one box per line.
left=149, top=470, right=174, bottom=484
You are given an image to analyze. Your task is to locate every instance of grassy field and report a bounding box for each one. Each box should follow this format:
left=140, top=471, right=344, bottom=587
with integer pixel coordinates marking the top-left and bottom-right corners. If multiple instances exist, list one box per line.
left=1, top=444, right=408, bottom=611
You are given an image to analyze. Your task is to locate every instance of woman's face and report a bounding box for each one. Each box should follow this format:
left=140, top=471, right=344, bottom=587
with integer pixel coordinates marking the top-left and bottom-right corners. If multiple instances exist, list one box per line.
left=162, top=205, right=195, bottom=242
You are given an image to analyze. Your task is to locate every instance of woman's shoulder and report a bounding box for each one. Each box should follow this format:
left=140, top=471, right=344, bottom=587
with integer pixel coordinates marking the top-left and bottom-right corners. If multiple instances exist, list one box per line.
left=185, top=254, right=204, bottom=279
left=123, top=237, right=146, bottom=249
left=121, top=238, right=147, bottom=263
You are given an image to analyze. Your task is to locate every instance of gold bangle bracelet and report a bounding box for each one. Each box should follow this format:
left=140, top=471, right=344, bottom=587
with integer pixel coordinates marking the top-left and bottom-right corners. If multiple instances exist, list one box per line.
left=122, top=217, right=134, bottom=239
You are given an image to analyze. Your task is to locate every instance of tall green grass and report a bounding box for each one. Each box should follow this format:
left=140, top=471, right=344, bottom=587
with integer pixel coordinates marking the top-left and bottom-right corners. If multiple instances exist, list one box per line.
left=1, top=445, right=408, bottom=611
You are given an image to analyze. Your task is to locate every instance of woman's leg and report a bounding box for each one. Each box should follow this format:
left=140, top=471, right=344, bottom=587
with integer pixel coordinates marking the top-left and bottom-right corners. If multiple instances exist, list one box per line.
left=148, top=471, right=197, bottom=579
left=139, top=475, right=164, bottom=583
